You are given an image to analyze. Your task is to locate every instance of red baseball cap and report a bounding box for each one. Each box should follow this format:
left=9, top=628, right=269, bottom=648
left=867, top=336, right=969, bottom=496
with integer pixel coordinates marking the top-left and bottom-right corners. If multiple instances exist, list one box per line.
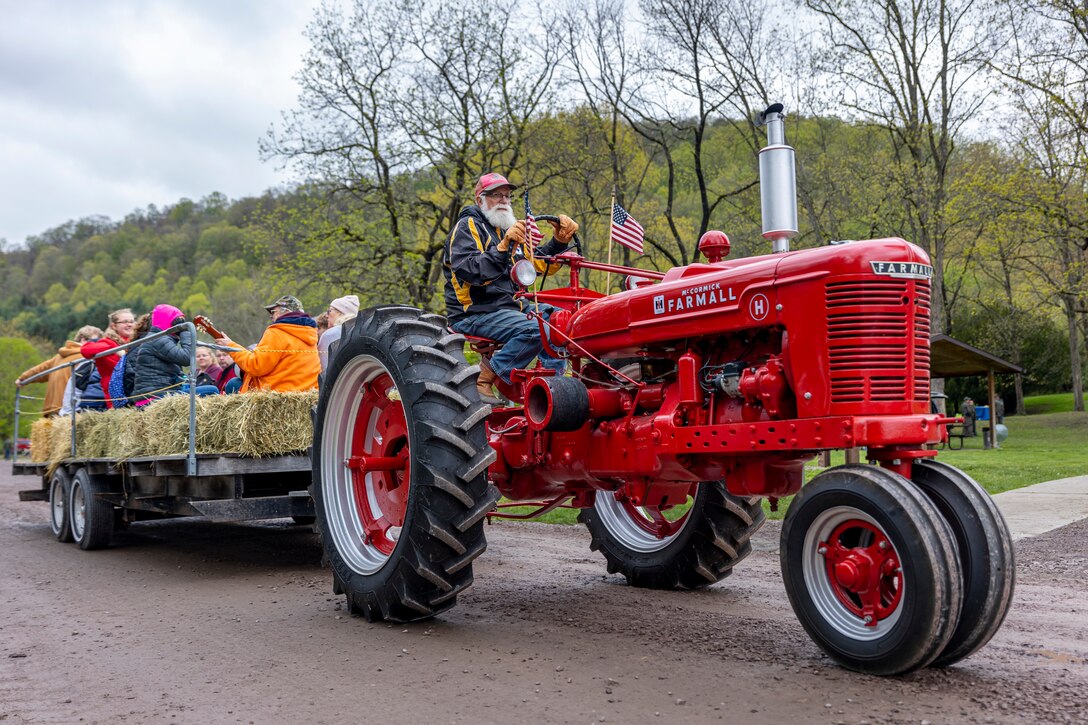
left=474, top=172, right=519, bottom=199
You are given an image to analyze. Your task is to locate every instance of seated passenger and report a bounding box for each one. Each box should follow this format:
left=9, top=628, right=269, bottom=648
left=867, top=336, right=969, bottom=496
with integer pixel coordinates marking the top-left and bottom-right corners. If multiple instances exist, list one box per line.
left=81, top=307, right=136, bottom=408
left=214, top=295, right=320, bottom=393
left=443, top=172, right=578, bottom=403
left=317, top=294, right=359, bottom=371
left=214, top=348, right=241, bottom=394
left=124, top=304, right=194, bottom=407
left=17, top=326, right=100, bottom=416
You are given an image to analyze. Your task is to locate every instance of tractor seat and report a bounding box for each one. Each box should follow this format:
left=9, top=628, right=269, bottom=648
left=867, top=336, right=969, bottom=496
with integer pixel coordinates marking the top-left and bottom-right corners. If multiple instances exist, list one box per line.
left=454, top=331, right=502, bottom=357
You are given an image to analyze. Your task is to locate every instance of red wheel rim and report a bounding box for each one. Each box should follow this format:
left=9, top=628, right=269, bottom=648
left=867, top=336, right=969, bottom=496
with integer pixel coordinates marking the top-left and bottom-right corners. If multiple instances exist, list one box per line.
left=350, top=373, right=409, bottom=556
left=820, top=519, right=902, bottom=624
left=615, top=485, right=696, bottom=540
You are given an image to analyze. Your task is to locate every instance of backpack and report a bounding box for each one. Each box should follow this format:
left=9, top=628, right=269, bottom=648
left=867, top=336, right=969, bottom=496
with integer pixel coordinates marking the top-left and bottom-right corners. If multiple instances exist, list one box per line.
left=108, top=354, right=129, bottom=408
left=72, top=360, right=95, bottom=392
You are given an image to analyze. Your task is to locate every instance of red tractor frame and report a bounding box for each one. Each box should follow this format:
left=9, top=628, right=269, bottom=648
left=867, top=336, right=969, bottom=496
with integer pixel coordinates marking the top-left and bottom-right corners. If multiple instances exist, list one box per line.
left=311, top=107, right=1014, bottom=676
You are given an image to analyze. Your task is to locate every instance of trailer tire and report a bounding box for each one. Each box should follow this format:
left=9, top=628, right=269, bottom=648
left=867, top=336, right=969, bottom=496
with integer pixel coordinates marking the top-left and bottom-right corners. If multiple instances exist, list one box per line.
left=911, top=459, right=1015, bottom=667
left=49, top=468, right=73, bottom=542
left=68, top=468, right=114, bottom=551
left=312, top=306, right=498, bottom=623
left=780, top=464, right=962, bottom=675
left=579, top=481, right=765, bottom=589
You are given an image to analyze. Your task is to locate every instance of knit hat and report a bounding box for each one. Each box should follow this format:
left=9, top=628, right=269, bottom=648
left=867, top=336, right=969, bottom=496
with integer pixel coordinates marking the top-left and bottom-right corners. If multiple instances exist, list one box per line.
left=329, top=295, right=360, bottom=317
left=151, top=304, right=184, bottom=331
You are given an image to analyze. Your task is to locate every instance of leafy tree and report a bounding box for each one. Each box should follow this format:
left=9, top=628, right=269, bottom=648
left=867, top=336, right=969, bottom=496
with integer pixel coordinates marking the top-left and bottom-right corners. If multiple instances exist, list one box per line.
left=0, top=337, right=48, bottom=441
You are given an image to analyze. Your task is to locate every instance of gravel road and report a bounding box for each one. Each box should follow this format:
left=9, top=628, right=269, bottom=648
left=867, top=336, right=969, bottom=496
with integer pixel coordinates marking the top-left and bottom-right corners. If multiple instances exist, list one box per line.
left=1, top=465, right=1086, bottom=724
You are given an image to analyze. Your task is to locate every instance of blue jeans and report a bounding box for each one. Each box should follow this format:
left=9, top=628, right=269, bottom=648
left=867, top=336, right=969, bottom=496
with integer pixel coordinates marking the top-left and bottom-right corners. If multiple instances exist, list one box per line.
left=451, top=305, right=566, bottom=383
left=179, top=384, right=221, bottom=397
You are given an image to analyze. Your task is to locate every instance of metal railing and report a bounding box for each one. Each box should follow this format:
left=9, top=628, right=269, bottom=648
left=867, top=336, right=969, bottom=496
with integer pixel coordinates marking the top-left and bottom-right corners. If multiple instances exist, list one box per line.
left=13, top=322, right=238, bottom=477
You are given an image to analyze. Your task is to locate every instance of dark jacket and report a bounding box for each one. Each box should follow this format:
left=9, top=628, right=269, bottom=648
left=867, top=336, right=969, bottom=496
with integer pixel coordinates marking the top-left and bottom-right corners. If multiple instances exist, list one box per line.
left=125, top=327, right=194, bottom=403
left=442, top=205, right=565, bottom=322
left=74, top=362, right=106, bottom=411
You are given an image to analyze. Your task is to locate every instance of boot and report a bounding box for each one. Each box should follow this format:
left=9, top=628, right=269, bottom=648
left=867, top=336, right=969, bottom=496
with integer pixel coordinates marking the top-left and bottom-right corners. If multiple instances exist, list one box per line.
left=475, top=367, right=503, bottom=405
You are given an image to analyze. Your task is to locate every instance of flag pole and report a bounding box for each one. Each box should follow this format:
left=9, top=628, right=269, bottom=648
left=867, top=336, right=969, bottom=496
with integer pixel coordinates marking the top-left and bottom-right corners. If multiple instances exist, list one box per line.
left=606, top=188, right=616, bottom=295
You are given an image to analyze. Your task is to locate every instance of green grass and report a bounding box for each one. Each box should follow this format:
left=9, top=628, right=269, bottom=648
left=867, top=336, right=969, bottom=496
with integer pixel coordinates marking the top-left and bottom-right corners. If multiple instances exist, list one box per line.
left=1023, top=392, right=1088, bottom=415
left=491, top=406, right=1088, bottom=526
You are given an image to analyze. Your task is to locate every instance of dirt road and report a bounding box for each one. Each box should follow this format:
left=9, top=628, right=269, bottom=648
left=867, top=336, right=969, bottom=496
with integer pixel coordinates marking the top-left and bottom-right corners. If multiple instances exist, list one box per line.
left=2, top=466, right=1086, bottom=724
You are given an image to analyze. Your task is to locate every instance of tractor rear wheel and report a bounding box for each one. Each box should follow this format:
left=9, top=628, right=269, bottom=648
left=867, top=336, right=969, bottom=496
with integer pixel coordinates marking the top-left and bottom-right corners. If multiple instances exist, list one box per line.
left=312, top=306, right=499, bottom=622
left=579, top=481, right=765, bottom=589
left=911, top=459, right=1015, bottom=667
left=780, top=464, right=962, bottom=675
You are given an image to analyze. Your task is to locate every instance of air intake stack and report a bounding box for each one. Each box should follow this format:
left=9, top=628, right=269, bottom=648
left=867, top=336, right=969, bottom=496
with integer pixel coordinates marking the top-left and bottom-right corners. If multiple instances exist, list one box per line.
left=758, top=103, right=799, bottom=253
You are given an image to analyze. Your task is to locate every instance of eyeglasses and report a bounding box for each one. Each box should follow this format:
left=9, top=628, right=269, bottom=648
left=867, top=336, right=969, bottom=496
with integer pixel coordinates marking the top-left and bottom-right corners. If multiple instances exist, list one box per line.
left=483, top=191, right=514, bottom=201
left=268, top=307, right=281, bottom=317
left=115, top=319, right=135, bottom=325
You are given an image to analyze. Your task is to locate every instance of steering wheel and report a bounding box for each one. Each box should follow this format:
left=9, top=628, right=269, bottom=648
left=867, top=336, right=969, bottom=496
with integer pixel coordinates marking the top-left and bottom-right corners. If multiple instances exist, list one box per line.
left=531, top=214, right=581, bottom=256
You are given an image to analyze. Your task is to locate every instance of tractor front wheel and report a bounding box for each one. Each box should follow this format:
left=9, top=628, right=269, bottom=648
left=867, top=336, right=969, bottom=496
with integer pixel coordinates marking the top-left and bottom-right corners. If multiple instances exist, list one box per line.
left=780, top=464, right=962, bottom=675
left=579, top=481, right=765, bottom=589
left=911, top=459, right=1015, bottom=667
left=312, top=306, right=499, bottom=622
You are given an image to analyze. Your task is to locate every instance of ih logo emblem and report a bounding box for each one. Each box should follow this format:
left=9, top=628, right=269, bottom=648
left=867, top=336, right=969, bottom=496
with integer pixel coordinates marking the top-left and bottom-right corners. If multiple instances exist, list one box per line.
left=653, top=295, right=665, bottom=314
left=749, top=293, right=770, bottom=320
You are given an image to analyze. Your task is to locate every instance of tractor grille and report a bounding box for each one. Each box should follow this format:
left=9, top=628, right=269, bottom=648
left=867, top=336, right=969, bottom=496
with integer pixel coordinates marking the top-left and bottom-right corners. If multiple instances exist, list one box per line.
left=825, top=279, right=931, bottom=405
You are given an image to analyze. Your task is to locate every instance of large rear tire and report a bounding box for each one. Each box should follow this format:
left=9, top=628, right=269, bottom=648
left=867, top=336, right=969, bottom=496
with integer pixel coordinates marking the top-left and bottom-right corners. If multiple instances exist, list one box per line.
left=68, top=468, right=114, bottom=551
left=312, top=306, right=499, bottom=622
left=780, top=464, right=962, bottom=675
left=911, top=459, right=1015, bottom=667
left=579, top=481, right=765, bottom=589
left=49, top=468, right=73, bottom=543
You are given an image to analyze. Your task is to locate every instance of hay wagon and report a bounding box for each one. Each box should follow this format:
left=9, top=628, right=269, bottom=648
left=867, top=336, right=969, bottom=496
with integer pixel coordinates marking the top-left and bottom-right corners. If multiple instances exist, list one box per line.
left=13, top=323, right=316, bottom=550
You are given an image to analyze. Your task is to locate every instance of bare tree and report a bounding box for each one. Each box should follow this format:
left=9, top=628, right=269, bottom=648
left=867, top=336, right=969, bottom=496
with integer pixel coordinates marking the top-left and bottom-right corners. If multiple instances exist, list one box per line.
left=805, top=0, right=997, bottom=335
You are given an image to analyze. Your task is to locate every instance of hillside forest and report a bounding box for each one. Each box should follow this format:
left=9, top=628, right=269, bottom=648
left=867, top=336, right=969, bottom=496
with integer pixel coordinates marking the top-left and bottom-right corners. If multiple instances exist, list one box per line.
left=2, top=0, right=1085, bottom=439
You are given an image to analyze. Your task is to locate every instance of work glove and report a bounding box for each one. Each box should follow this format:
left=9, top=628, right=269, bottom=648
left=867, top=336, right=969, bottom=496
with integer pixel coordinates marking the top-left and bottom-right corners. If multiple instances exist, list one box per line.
left=497, top=221, right=526, bottom=253
left=549, top=215, right=579, bottom=244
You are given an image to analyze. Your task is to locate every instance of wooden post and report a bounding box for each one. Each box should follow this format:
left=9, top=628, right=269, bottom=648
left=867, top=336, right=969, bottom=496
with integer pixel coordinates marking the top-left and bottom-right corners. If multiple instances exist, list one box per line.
left=988, top=368, right=997, bottom=450
left=844, top=448, right=860, bottom=464
left=818, top=451, right=831, bottom=467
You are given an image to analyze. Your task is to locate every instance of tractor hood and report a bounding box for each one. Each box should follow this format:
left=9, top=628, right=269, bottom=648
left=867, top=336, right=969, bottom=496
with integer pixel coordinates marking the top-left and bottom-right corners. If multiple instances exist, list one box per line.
left=566, top=238, right=932, bottom=358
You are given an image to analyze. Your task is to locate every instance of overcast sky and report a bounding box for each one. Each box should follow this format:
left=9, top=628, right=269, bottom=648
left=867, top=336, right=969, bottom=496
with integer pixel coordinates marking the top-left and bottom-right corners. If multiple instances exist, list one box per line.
left=0, top=0, right=322, bottom=246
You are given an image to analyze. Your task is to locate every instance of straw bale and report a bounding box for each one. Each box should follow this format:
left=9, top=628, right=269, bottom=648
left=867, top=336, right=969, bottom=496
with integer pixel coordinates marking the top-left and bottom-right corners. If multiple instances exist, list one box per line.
left=30, top=389, right=319, bottom=465
left=236, top=390, right=318, bottom=457
left=194, top=394, right=250, bottom=453
left=48, top=416, right=73, bottom=462
left=29, top=418, right=53, bottom=463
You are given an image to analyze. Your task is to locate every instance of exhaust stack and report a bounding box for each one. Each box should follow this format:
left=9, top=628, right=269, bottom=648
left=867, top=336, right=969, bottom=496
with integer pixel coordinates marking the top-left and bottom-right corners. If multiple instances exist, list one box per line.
left=758, top=103, right=798, bottom=254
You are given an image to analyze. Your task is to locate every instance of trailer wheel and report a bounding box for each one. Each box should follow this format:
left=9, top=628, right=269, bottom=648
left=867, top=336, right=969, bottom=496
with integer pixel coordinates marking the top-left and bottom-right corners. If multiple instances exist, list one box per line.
left=49, top=468, right=73, bottom=542
left=312, top=306, right=498, bottom=623
left=579, top=481, right=765, bottom=589
left=780, top=464, right=962, bottom=675
left=911, top=459, right=1015, bottom=667
left=68, top=468, right=114, bottom=551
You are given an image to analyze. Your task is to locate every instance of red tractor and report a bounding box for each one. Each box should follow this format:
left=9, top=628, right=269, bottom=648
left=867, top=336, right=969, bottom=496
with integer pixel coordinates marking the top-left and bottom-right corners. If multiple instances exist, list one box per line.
left=311, top=105, right=1014, bottom=676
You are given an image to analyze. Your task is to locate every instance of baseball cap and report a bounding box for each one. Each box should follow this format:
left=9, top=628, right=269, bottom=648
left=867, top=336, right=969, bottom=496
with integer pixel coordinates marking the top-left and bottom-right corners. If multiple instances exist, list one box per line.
left=474, top=172, right=518, bottom=199
left=264, top=295, right=303, bottom=313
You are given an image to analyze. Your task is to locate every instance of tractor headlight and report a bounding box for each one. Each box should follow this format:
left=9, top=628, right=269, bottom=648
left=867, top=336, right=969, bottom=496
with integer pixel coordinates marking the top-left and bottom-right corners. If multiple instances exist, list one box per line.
left=511, top=259, right=538, bottom=288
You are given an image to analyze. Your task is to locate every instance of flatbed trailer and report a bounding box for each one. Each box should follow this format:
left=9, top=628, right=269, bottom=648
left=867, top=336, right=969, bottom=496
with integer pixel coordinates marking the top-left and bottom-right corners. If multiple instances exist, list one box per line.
left=12, top=321, right=317, bottom=549
left=14, top=452, right=316, bottom=549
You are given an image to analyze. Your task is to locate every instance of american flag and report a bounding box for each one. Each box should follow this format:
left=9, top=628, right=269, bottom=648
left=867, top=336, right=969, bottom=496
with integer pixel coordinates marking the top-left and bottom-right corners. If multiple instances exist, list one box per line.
left=524, top=196, right=545, bottom=247
left=611, top=201, right=645, bottom=254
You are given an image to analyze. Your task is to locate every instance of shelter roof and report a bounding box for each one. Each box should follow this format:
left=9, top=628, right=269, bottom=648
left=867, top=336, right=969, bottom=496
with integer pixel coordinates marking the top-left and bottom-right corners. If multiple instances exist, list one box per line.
left=930, top=334, right=1025, bottom=378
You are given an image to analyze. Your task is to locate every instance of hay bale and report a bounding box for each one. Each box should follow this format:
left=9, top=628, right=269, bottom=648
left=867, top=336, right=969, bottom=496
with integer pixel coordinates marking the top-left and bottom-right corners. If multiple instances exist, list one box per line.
left=29, top=418, right=53, bottom=463
left=236, top=390, right=318, bottom=457
left=48, top=416, right=73, bottom=463
left=140, top=395, right=194, bottom=457
left=195, top=394, right=250, bottom=453
left=115, top=406, right=150, bottom=459
left=78, top=411, right=114, bottom=458
left=104, top=407, right=142, bottom=459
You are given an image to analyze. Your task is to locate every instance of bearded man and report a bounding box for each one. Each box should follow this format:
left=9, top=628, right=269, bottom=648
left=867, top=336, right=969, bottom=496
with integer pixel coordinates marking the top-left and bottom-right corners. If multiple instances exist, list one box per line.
left=443, top=172, right=579, bottom=404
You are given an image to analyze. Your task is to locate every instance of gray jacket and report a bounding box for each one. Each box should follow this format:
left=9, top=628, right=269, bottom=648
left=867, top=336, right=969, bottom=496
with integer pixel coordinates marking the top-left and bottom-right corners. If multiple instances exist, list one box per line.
left=125, top=327, right=194, bottom=403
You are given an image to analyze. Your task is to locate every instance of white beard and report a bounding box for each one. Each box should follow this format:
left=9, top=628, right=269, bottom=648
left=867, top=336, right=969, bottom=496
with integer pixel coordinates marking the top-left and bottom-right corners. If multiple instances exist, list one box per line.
left=481, top=204, right=516, bottom=231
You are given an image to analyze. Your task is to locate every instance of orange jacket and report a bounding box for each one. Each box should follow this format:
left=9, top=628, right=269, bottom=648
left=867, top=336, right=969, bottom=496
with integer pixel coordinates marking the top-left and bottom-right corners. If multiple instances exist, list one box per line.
left=18, top=341, right=84, bottom=415
left=230, top=319, right=320, bottom=393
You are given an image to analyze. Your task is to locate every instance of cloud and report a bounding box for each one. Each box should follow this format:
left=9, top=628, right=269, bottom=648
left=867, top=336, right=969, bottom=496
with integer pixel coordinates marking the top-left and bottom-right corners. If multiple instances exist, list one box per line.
left=0, top=0, right=320, bottom=245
